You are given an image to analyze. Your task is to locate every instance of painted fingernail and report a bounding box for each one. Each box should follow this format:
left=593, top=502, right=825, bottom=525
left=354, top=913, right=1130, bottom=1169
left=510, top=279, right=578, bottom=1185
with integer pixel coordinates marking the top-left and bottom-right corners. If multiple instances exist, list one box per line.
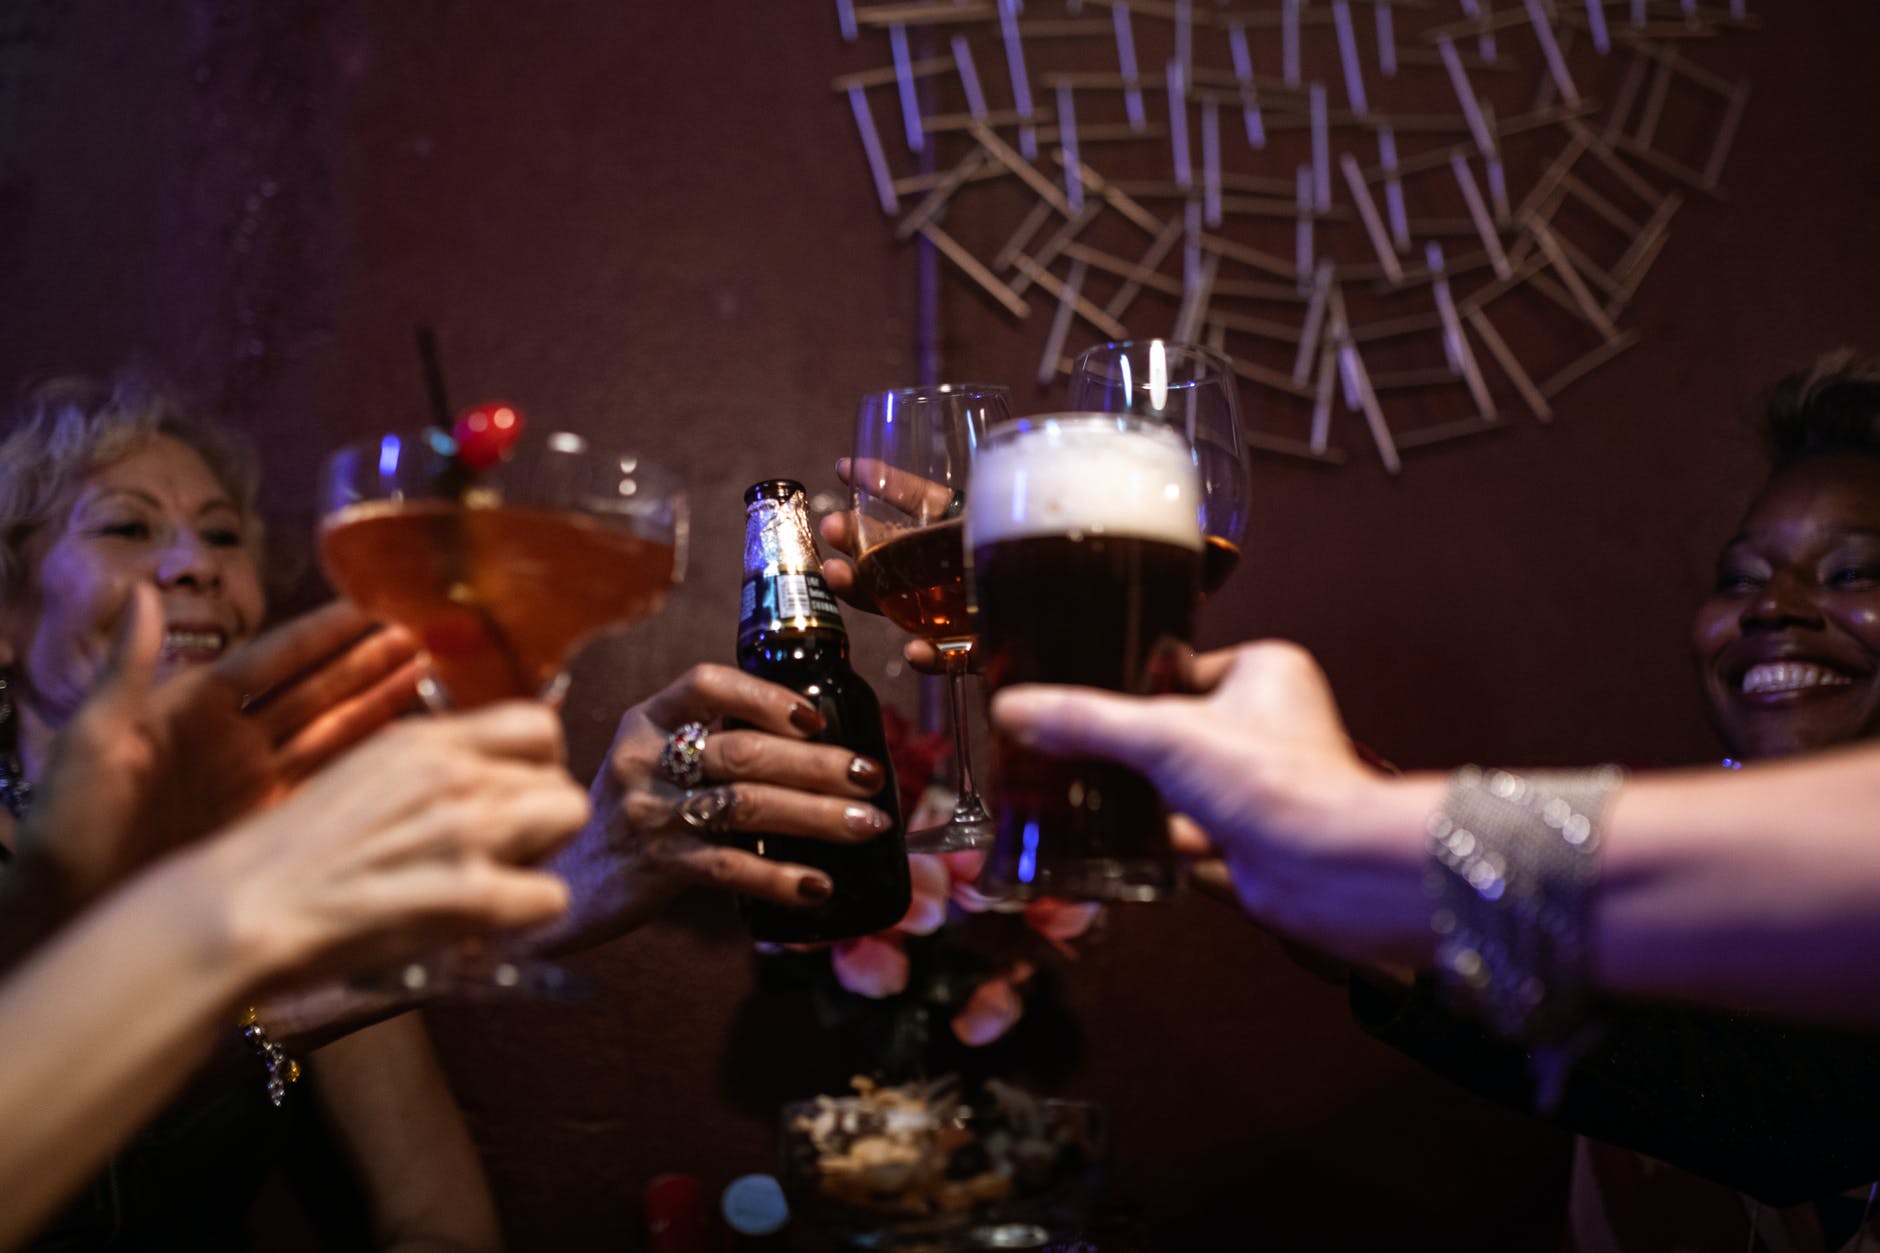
left=847, top=756, right=884, bottom=788
left=790, top=702, right=826, bottom=735
left=844, top=806, right=891, bottom=836
left=798, top=874, right=834, bottom=903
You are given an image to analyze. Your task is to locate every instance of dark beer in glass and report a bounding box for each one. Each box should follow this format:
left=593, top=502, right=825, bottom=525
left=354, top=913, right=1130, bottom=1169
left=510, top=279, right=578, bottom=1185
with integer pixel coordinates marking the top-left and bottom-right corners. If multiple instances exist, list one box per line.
left=967, top=415, right=1203, bottom=901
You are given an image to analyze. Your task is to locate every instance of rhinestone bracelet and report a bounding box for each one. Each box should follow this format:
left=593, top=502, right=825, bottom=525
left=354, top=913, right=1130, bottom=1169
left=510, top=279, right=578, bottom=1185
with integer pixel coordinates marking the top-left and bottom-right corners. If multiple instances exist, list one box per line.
left=1426, top=765, right=1622, bottom=1104
left=238, top=1006, right=302, bottom=1107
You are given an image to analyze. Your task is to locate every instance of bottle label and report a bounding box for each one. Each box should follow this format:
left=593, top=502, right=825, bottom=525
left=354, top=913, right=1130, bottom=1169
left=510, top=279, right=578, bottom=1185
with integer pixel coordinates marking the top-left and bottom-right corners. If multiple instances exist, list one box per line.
left=740, top=571, right=845, bottom=641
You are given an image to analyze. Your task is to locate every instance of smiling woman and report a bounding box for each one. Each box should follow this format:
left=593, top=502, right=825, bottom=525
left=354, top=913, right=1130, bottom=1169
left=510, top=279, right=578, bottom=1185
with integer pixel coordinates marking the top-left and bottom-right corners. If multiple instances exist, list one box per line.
left=1691, top=351, right=1880, bottom=762
left=0, top=372, right=507, bottom=1251
left=0, top=378, right=266, bottom=778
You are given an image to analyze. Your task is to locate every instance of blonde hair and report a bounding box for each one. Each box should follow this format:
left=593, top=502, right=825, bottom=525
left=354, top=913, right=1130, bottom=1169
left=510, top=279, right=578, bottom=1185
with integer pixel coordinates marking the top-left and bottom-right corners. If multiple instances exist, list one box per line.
left=0, top=372, right=262, bottom=596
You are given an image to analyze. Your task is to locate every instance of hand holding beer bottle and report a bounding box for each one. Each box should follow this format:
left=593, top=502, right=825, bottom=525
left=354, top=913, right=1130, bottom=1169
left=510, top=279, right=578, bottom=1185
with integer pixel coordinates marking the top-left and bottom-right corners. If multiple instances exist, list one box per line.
left=734, top=480, right=912, bottom=943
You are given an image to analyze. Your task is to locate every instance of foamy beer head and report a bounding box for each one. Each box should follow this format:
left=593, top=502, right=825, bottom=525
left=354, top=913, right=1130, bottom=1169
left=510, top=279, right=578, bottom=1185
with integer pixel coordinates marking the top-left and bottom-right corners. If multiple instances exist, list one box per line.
left=965, top=413, right=1203, bottom=555
left=966, top=414, right=1203, bottom=902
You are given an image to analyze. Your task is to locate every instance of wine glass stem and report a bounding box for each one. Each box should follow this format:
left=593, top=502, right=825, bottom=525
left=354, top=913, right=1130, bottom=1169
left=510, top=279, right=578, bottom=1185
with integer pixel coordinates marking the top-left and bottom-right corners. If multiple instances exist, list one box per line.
left=939, top=644, right=983, bottom=812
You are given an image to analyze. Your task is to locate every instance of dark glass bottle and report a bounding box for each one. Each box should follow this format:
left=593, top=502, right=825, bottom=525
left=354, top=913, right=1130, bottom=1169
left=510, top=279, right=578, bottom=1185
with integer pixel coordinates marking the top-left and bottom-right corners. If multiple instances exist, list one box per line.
left=734, top=479, right=911, bottom=943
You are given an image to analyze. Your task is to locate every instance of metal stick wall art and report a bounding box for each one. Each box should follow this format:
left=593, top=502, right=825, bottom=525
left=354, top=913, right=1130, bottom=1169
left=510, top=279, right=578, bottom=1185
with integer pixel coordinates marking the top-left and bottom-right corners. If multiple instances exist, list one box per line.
left=831, top=0, right=1756, bottom=471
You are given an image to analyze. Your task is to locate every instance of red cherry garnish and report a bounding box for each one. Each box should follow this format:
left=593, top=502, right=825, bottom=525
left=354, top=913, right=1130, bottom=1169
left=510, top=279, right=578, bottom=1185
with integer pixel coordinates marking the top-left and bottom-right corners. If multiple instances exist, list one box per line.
left=451, top=401, right=525, bottom=471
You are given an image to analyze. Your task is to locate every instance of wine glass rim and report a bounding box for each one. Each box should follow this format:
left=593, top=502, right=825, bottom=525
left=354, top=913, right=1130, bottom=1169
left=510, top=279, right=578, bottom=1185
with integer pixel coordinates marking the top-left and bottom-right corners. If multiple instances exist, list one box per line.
left=1073, top=338, right=1235, bottom=370
left=322, top=427, right=680, bottom=474
left=862, top=382, right=1012, bottom=402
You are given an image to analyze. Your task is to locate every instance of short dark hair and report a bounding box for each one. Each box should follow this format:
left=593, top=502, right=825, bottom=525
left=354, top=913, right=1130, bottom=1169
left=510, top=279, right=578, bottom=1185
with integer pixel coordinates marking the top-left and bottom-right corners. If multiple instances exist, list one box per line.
left=1764, top=348, right=1880, bottom=468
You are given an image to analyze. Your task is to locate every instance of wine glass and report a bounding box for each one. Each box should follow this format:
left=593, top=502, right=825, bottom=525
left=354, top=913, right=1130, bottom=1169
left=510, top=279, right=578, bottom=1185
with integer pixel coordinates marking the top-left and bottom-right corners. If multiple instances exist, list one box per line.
left=318, top=424, right=687, bottom=996
left=1065, top=340, right=1249, bottom=596
left=848, top=383, right=1010, bottom=854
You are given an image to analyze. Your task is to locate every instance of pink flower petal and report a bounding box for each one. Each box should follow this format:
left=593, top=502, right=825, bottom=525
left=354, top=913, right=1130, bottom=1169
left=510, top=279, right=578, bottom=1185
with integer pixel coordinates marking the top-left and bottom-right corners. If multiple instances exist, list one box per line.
left=950, top=973, right=1026, bottom=1046
left=831, top=934, right=910, bottom=999
left=889, top=855, right=946, bottom=935
left=951, top=880, right=1027, bottom=915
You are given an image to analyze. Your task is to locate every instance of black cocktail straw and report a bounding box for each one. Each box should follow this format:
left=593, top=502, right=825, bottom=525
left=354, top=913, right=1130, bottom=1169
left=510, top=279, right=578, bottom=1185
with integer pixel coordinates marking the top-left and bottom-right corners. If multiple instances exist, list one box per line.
left=415, top=323, right=451, bottom=428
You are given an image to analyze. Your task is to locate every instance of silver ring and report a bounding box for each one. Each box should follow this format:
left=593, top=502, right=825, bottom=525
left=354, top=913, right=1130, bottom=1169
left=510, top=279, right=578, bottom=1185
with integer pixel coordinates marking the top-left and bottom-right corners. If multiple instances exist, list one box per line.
left=659, top=721, right=709, bottom=788
left=677, top=786, right=738, bottom=835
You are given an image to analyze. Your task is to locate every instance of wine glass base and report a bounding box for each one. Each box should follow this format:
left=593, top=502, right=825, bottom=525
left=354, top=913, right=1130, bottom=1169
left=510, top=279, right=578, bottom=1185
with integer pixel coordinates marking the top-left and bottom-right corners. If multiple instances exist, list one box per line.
left=904, top=819, right=994, bottom=854
left=976, top=856, right=1183, bottom=903
left=905, top=796, right=995, bottom=854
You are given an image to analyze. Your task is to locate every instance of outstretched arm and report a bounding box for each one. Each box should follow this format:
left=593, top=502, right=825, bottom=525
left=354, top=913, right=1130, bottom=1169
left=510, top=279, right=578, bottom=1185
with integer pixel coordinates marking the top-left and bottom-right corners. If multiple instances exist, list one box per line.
left=0, top=700, right=581, bottom=1249
left=991, top=640, right=1880, bottom=1025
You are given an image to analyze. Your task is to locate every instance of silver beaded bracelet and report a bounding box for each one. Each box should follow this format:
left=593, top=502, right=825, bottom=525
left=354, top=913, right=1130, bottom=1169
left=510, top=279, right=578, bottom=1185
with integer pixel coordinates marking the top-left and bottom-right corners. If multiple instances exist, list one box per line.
left=1426, top=765, right=1622, bottom=1106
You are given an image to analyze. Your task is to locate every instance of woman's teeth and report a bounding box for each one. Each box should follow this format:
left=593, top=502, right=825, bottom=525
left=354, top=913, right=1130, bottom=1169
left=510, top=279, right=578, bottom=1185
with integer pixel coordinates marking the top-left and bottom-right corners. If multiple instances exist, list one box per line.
left=1740, top=662, right=1853, bottom=695
left=163, top=629, right=225, bottom=654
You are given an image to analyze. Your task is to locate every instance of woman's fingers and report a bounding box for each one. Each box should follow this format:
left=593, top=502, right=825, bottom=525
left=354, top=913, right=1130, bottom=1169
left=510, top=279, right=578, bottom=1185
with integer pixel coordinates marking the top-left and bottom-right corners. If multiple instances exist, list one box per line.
left=653, top=841, right=835, bottom=907
left=844, top=457, right=956, bottom=521
left=902, top=638, right=946, bottom=674
left=272, top=658, right=425, bottom=784
left=637, top=664, right=820, bottom=740
left=1168, top=813, right=1215, bottom=857
left=819, top=509, right=862, bottom=559
left=1186, top=858, right=1239, bottom=907
left=214, top=601, right=380, bottom=706
left=248, top=624, right=420, bottom=746
left=432, top=700, right=569, bottom=764
left=380, top=861, right=573, bottom=933
left=674, top=782, right=890, bottom=843
left=698, top=730, right=883, bottom=798
left=990, top=684, right=1186, bottom=775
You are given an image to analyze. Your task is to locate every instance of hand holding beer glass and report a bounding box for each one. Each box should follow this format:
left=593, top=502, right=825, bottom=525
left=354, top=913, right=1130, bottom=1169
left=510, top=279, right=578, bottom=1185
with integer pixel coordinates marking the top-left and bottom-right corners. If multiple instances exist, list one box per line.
left=966, top=413, right=1204, bottom=901
left=1066, top=340, right=1249, bottom=596
left=847, top=384, right=1010, bottom=852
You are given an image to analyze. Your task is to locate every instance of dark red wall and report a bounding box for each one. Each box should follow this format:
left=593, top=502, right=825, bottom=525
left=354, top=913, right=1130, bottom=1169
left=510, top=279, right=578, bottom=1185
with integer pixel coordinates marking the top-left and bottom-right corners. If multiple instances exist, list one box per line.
left=4, top=2, right=1879, bottom=1247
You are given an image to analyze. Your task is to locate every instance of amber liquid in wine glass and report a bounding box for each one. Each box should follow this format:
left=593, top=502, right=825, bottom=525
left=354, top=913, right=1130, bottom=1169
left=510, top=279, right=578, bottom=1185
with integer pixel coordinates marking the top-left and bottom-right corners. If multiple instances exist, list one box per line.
left=849, top=384, right=1007, bottom=855
left=318, top=430, right=686, bottom=998
left=320, top=500, right=678, bottom=709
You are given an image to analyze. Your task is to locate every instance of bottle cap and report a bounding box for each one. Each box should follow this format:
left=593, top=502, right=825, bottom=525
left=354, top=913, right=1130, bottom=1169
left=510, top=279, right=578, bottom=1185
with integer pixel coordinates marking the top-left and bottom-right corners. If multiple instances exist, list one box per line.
left=721, top=1173, right=790, bottom=1236
left=744, top=478, right=806, bottom=505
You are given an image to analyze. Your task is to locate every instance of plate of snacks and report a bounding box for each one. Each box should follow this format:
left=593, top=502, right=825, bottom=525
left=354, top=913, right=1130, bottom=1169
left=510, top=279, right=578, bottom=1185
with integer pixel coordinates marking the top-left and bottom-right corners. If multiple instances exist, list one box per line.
left=780, top=1076, right=1103, bottom=1249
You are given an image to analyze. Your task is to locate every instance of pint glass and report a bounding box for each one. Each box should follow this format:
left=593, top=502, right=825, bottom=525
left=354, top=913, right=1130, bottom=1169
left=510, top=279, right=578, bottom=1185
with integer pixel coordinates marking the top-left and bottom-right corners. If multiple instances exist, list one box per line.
left=966, top=414, right=1204, bottom=901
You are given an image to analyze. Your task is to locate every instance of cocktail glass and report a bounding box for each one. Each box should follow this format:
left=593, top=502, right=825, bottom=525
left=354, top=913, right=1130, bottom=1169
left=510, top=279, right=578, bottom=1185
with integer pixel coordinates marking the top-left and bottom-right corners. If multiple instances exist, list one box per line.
left=319, top=426, right=687, bottom=995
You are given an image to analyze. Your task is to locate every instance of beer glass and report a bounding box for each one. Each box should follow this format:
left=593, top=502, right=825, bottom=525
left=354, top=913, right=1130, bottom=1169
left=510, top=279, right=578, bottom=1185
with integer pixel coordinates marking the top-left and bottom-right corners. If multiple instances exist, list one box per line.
left=966, top=413, right=1203, bottom=901
left=320, top=427, right=687, bottom=996
left=849, top=384, right=1010, bottom=853
left=1065, top=340, right=1249, bottom=595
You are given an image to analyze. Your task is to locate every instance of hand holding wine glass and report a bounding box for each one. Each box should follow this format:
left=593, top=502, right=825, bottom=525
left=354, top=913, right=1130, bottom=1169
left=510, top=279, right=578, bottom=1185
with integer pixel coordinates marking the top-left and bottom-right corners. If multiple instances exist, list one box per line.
left=841, top=384, right=1010, bottom=853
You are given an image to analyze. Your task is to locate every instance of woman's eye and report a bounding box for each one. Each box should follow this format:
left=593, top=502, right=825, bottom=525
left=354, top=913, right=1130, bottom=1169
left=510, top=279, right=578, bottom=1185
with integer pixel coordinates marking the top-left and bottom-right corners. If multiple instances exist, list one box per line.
left=1827, top=566, right=1880, bottom=591
left=98, top=519, right=152, bottom=541
left=203, top=527, right=245, bottom=549
left=1714, top=569, right=1762, bottom=594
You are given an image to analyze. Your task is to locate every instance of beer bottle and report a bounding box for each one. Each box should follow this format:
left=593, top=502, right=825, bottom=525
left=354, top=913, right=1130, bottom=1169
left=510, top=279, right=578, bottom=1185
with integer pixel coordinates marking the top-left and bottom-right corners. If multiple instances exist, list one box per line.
left=735, top=479, right=911, bottom=942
